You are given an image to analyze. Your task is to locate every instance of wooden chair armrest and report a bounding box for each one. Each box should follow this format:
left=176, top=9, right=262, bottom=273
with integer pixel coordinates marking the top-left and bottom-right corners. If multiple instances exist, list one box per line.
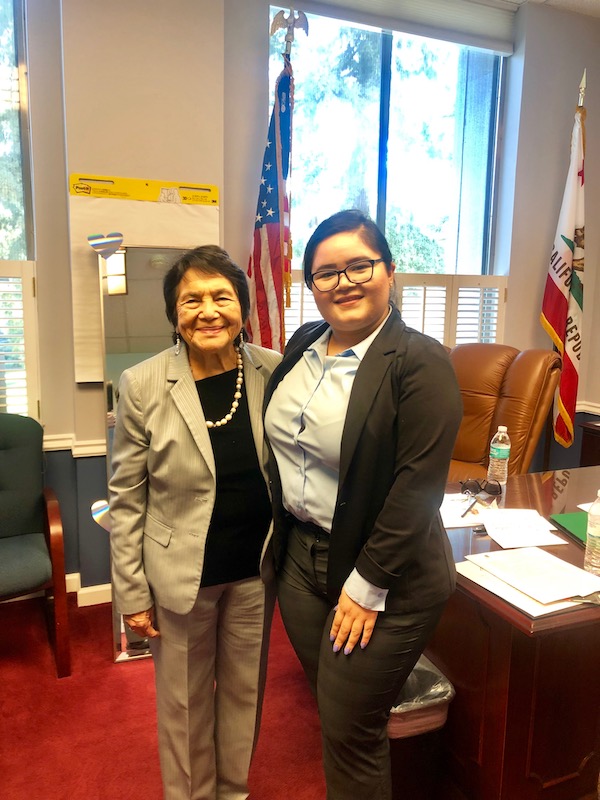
left=42, top=486, right=71, bottom=676
left=43, top=487, right=67, bottom=589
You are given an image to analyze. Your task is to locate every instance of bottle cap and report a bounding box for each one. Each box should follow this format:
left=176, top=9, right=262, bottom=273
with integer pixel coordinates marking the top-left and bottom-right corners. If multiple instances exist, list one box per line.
left=498, top=425, right=507, bottom=432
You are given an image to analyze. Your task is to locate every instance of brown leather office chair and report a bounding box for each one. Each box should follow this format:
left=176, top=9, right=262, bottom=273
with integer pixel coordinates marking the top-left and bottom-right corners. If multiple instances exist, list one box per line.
left=447, top=344, right=562, bottom=483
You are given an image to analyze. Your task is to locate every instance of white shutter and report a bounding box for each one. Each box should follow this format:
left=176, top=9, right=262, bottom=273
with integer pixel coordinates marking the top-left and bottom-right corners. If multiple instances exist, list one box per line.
left=0, top=261, right=39, bottom=417
left=395, top=279, right=451, bottom=344
left=453, top=280, right=505, bottom=344
left=283, top=269, right=322, bottom=344
left=283, top=270, right=506, bottom=348
left=395, top=273, right=506, bottom=346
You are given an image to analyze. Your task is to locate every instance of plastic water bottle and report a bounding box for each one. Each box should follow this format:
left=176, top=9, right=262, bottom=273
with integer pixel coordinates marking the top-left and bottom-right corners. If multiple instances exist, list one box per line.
left=583, top=490, right=600, bottom=576
left=486, top=425, right=511, bottom=486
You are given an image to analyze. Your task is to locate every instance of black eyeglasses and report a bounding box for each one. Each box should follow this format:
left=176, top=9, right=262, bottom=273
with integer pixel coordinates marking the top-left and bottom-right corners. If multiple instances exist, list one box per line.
left=460, top=479, right=502, bottom=496
left=310, top=258, right=385, bottom=292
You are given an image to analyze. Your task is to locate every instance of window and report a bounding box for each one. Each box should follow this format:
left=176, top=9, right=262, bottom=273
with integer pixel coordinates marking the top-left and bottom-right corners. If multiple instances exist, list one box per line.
left=269, top=7, right=504, bottom=345
left=1, top=0, right=30, bottom=260
left=0, top=0, right=37, bottom=417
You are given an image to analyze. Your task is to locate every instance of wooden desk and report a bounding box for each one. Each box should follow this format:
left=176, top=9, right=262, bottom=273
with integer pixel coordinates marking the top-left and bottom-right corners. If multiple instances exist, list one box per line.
left=580, top=421, right=600, bottom=467
left=426, top=467, right=600, bottom=800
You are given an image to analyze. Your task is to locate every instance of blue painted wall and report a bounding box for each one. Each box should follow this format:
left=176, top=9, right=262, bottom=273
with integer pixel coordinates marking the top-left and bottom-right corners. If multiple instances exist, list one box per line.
left=45, top=451, right=110, bottom=586
left=530, top=411, right=598, bottom=473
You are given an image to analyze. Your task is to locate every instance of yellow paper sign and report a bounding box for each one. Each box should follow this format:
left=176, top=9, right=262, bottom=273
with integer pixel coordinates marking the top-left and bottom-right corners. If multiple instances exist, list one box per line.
left=69, top=173, right=219, bottom=206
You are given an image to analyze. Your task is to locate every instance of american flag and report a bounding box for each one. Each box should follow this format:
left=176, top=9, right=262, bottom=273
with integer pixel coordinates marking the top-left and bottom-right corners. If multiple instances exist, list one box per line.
left=540, top=105, right=585, bottom=447
left=246, top=55, right=293, bottom=352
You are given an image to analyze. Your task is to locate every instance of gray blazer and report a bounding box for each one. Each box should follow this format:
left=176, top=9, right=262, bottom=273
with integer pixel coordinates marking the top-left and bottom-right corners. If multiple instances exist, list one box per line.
left=110, top=342, right=282, bottom=616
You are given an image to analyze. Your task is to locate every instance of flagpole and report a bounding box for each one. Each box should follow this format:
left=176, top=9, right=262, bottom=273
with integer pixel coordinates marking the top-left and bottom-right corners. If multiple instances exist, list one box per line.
left=270, top=9, right=308, bottom=321
left=270, top=7, right=309, bottom=323
left=270, top=7, right=309, bottom=54
left=578, top=68, right=586, bottom=107
left=578, top=69, right=586, bottom=159
left=245, top=9, right=307, bottom=352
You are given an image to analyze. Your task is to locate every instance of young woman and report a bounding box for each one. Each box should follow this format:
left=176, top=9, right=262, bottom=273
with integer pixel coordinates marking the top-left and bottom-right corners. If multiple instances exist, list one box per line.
left=265, top=210, right=462, bottom=799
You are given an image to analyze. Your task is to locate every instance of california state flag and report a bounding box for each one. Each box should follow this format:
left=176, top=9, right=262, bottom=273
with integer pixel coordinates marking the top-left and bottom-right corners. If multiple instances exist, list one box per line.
left=540, top=106, right=585, bottom=448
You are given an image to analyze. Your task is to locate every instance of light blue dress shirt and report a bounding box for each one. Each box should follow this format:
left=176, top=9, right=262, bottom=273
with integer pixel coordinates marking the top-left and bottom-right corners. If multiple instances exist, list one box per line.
left=266, top=310, right=391, bottom=611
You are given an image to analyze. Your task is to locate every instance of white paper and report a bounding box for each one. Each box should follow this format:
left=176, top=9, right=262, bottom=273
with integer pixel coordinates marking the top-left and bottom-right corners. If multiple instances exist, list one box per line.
left=465, top=547, right=600, bottom=604
left=440, top=493, right=495, bottom=528
left=478, top=508, right=568, bottom=548
left=457, top=561, right=581, bottom=616
left=578, top=502, right=593, bottom=512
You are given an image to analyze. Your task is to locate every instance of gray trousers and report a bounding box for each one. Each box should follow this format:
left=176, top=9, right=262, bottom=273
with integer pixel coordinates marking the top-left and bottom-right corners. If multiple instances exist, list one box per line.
left=277, top=522, right=445, bottom=800
left=150, top=576, right=275, bottom=800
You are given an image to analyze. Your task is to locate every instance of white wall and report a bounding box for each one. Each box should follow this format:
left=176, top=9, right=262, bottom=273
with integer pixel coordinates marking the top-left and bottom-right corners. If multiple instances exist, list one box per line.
left=26, top=0, right=74, bottom=440
left=62, top=0, right=224, bottom=182
left=498, top=4, right=600, bottom=411
left=60, top=0, right=225, bottom=445
left=223, top=0, right=271, bottom=265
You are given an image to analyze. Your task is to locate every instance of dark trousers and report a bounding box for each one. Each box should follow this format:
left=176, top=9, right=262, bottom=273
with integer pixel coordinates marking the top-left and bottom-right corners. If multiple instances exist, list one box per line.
left=277, top=522, right=446, bottom=800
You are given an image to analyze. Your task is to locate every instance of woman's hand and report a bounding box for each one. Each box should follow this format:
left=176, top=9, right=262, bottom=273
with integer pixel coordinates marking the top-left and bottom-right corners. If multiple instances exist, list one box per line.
left=123, top=607, right=160, bottom=639
left=329, top=588, right=378, bottom=655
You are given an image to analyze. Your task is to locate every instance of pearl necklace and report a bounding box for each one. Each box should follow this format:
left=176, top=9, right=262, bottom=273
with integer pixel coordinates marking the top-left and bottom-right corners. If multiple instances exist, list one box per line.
left=205, top=348, right=244, bottom=429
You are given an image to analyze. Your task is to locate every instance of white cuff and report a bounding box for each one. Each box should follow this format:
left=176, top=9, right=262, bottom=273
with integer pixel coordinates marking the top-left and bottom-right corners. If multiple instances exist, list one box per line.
left=344, top=568, right=388, bottom=612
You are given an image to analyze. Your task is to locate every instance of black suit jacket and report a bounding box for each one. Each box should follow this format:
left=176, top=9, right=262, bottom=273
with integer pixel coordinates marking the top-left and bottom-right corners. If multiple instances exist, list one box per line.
left=265, top=307, right=463, bottom=612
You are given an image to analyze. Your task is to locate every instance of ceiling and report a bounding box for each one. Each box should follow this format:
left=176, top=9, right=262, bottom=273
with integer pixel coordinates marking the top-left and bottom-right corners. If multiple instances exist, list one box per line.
left=485, top=0, right=600, bottom=19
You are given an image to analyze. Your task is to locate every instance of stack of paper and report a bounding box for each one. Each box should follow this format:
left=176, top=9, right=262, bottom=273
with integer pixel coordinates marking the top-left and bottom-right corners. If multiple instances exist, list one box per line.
left=458, top=547, right=600, bottom=616
left=441, top=496, right=569, bottom=548
left=456, top=561, right=580, bottom=617
left=477, top=508, right=567, bottom=548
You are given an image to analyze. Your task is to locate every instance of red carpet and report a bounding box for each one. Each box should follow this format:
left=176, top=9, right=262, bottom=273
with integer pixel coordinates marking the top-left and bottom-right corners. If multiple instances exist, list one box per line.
left=0, top=597, right=325, bottom=800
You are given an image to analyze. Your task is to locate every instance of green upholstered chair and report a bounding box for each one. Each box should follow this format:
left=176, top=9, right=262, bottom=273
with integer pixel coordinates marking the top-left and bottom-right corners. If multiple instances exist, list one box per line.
left=0, top=413, right=71, bottom=677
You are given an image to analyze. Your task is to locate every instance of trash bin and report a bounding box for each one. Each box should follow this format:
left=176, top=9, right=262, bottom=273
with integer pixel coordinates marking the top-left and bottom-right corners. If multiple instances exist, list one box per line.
left=388, top=655, right=455, bottom=800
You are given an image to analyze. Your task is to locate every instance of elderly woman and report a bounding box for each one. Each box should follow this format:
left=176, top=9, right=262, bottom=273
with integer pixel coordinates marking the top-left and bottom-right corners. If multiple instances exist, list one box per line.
left=109, top=245, right=281, bottom=800
left=264, top=210, right=462, bottom=800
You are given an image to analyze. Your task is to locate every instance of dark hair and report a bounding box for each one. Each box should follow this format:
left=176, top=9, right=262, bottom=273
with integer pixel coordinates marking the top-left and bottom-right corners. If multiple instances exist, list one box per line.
left=302, top=209, right=394, bottom=289
left=163, top=245, right=250, bottom=335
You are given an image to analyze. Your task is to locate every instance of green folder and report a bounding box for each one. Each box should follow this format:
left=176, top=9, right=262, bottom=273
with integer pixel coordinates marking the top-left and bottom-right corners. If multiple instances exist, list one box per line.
left=550, top=512, right=588, bottom=545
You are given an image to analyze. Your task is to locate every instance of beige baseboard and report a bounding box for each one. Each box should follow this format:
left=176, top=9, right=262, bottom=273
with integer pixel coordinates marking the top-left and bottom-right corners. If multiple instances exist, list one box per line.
left=66, top=573, right=81, bottom=594
left=65, top=574, right=112, bottom=607
left=77, top=582, right=112, bottom=607
left=2, top=575, right=111, bottom=607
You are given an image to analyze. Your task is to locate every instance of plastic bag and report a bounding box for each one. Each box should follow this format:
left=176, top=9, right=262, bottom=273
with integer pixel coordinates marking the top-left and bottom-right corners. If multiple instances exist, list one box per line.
left=388, top=655, right=455, bottom=739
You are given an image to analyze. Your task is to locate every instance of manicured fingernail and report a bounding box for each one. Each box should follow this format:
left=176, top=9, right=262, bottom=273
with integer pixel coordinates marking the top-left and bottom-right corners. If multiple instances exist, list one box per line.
left=344, top=646, right=352, bottom=655
left=360, top=641, right=367, bottom=649
left=332, top=644, right=340, bottom=653
left=330, top=634, right=335, bottom=641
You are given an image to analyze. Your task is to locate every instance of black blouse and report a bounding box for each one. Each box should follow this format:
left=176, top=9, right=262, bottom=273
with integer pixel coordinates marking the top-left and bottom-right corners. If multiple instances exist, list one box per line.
left=195, top=367, right=271, bottom=587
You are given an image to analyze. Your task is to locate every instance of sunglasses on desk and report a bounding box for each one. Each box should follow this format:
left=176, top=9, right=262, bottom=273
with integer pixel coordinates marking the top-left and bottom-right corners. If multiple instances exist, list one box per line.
left=460, top=479, right=502, bottom=497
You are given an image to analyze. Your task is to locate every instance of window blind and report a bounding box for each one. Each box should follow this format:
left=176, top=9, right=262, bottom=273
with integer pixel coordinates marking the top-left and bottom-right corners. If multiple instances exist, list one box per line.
left=0, top=262, right=38, bottom=417
left=395, top=273, right=507, bottom=346
left=283, top=272, right=507, bottom=348
left=292, top=0, right=515, bottom=54
left=283, top=270, right=323, bottom=345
